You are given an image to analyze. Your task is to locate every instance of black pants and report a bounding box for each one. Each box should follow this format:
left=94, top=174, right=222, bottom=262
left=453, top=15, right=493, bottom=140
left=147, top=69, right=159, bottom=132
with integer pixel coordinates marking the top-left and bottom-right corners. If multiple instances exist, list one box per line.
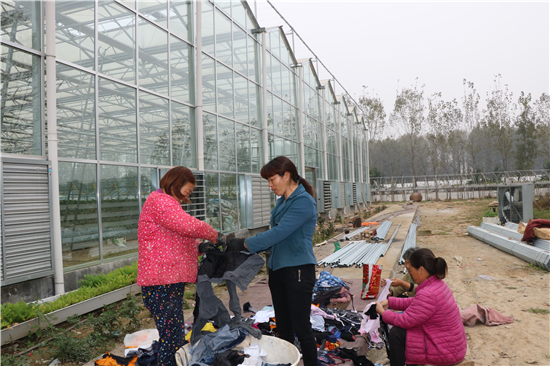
left=268, top=264, right=317, bottom=366
left=388, top=326, right=417, bottom=366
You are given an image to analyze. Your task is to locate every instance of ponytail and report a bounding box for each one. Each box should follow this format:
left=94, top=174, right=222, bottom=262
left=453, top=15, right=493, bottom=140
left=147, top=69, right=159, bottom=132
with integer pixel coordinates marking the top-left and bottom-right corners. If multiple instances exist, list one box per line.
left=409, top=248, right=448, bottom=279
left=297, top=176, right=315, bottom=198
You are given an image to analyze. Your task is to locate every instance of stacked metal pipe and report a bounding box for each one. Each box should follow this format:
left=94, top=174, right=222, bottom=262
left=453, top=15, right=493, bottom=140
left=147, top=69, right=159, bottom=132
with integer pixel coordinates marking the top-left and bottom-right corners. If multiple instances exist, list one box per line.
left=399, top=223, right=418, bottom=264
left=467, top=225, right=550, bottom=271
left=373, top=221, right=392, bottom=241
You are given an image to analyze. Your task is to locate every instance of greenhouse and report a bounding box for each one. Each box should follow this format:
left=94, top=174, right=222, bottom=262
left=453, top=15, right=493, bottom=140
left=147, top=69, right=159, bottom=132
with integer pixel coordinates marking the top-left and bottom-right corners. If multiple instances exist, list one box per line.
left=0, top=0, right=369, bottom=303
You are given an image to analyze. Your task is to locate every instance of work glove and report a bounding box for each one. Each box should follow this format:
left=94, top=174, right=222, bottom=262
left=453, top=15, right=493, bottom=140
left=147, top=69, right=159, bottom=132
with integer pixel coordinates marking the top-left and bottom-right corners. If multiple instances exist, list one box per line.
left=198, top=241, right=215, bottom=253
left=226, top=238, right=247, bottom=252
left=216, top=231, right=225, bottom=244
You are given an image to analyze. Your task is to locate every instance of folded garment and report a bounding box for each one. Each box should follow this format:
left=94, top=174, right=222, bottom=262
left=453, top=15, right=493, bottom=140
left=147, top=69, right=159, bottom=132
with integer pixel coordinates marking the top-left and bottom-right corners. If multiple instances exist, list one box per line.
left=460, top=304, right=514, bottom=327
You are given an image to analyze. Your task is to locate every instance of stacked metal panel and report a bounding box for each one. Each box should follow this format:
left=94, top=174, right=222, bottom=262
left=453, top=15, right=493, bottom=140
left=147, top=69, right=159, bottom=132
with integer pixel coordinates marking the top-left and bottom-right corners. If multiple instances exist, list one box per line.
left=467, top=226, right=550, bottom=271
left=399, top=223, right=418, bottom=264
left=503, top=222, right=550, bottom=252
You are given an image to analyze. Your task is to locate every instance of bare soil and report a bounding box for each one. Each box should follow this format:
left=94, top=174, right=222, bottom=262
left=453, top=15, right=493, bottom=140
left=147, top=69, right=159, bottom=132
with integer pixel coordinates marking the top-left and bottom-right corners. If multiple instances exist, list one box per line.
left=414, top=199, right=550, bottom=365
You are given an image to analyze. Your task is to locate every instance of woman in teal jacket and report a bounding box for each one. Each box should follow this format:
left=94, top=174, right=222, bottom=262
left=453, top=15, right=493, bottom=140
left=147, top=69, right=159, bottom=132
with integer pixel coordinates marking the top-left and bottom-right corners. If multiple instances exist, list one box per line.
left=226, top=156, right=318, bottom=366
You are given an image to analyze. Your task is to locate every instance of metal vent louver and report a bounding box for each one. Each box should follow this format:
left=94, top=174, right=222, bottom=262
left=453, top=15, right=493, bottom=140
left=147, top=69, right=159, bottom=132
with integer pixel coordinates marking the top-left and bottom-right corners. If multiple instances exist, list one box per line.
left=182, top=173, right=206, bottom=221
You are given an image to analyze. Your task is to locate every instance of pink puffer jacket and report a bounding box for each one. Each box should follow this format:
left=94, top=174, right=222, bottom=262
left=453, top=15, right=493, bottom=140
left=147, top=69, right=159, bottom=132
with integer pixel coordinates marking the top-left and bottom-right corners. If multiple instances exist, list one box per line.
left=137, top=191, right=218, bottom=286
left=382, top=275, right=467, bottom=365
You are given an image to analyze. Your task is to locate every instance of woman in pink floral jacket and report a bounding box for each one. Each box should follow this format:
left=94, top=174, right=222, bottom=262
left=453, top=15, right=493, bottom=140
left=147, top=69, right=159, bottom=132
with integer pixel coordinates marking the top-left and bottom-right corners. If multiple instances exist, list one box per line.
left=138, top=166, right=218, bottom=366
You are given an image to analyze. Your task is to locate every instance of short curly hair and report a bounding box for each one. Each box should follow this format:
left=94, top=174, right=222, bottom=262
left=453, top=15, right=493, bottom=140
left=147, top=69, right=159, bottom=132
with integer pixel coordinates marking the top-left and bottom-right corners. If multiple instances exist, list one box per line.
left=402, top=247, right=420, bottom=260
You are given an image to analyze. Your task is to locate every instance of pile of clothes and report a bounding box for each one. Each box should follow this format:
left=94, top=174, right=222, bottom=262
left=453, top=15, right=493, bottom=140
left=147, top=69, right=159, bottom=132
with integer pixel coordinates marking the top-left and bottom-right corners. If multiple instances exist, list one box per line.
left=312, top=271, right=354, bottom=309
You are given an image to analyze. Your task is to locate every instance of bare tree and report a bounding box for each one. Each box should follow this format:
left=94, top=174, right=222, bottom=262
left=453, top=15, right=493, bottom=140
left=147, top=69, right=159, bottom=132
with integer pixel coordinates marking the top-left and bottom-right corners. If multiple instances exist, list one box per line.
left=358, top=86, right=387, bottom=141
left=462, top=79, right=482, bottom=172
left=389, top=79, right=426, bottom=183
left=482, top=74, right=516, bottom=171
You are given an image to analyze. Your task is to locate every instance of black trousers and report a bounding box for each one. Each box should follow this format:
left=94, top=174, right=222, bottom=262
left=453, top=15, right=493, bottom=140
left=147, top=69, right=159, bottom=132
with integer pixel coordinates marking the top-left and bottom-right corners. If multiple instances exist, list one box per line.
left=388, top=326, right=417, bottom=366
left=268, top=264, right=317, bottom=366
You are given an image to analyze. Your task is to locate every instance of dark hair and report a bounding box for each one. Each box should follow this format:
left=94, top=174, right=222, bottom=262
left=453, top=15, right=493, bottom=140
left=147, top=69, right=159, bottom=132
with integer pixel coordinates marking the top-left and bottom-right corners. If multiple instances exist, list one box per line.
left=402, top=247, right=420, bottom=261
left=159, top=166, right=196, bottom=204
left=409, top=248, right=447, bottom=279
left=260, top=156, right=314, bottom=197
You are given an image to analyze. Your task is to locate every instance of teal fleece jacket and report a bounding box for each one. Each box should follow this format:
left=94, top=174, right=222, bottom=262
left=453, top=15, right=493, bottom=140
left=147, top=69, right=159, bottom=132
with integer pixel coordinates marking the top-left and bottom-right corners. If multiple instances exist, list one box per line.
left=245, top=184, right=317, bottom=271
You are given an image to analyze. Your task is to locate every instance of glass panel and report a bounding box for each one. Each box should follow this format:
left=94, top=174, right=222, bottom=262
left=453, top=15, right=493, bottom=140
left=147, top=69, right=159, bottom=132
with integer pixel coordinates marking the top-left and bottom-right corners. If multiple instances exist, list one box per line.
left=236, top=122, right=250, bottom=173
left=218, top=116, right=235, bottom=171
left=100, top=165, right=140, bottom=260
left=205, top=172, right=220, bottom=231
left=249, top=81, right=259, bottom=127
left=215, top=9, right=232, bottom=66
left=304, top=116, right=314, bottom=147
left=1, top=45, right=42, bottom=155
left=203, top=112, right=217, bottom=170
left=271, top=55, right=281, bottom=96
left=266, top=92, right=273, bottom=133
left=202, top=0, right=214, bottom=55
left=140, top=167, right=158, bottom=206
left=56, top=63, right=96, bottom=160
left=170, top=35, right=192, bottom=104
left=220, top=173, right=238, bottom=232
left=265, top=51, right=272, bottom=92
left=251, top=127, right=261, bottom=173
left=202, top=54, right=216, bottom=111
left=139, top=17, right=168, bottom=95
left=138, top=0, right=167, bottom=28
left=139, top=91, right=169, bottom=165
left=247, top=36, right=257, bottom=82
left=233, top=26, right=247, bottom=76
left=119, top=0, right=135, bottom=10
left=282, top=66, right=291, bottom=103
left=232, top=1, right=246, bottom=29
left=98, top=78, right=137, bottom=163
left=56, top=1, right=95, bottom=69
left=98, top=1, right=135, bottom=83
left=234, top=72, right=248, bottom=123
left=217, top=62, right=233, bottom=118
left=269, top=31, right=279, bottom=59
left=1, top=1, right=41, bottom=50
left=273, top=96, right=283, bottom=136
left=283, top=101, right=294, bottom=140
left=274, top=135, right=283, bottom=157
left=172, top=102, right=196, bottom=167
left=216, top=0, right=231, bottom=15
left=59, top=162, right=99, bottom=267
left=169, top=0, right=190, bottom=41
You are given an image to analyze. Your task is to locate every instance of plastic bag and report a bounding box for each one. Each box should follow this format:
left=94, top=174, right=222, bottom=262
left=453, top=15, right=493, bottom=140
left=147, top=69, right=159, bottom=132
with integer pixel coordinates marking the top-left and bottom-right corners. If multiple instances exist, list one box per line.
left=361, top=264, right=382, bottom=299
left=124, top=329, right=159, bottom=351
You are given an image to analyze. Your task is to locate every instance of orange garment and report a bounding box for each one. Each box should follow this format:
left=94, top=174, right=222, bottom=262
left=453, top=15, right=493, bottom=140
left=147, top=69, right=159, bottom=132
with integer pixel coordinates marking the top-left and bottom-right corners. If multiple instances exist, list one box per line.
left=95, top=352, right=137, bottom=366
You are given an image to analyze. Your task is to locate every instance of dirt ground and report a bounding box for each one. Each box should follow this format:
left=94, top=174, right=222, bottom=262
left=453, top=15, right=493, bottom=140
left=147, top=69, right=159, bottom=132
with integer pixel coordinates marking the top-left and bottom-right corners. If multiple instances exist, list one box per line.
left=413, top=200, right=550, bottom=365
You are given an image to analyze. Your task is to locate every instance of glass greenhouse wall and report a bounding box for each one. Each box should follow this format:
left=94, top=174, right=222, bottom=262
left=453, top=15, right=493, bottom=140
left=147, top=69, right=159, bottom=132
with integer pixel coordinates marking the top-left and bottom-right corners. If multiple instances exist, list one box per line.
left=0, top=0, right=369, bottom=287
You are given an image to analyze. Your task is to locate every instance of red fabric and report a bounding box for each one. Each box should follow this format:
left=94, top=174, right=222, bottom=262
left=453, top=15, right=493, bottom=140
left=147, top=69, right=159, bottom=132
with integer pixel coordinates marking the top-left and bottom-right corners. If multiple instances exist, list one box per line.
left=460, top=304, right=514, bottom=327
left=521, top=219, right=550, bottom=242
left=137, top=191, right=218, bottom=286
left=383, top=275, right=467, bottom=366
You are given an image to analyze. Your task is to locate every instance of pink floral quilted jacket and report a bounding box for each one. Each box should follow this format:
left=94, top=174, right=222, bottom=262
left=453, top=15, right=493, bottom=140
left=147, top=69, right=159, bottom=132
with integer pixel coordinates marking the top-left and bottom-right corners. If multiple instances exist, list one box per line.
left=137, top=191, right=218, bottom=286
left=383, top=275, right=467, bottom=365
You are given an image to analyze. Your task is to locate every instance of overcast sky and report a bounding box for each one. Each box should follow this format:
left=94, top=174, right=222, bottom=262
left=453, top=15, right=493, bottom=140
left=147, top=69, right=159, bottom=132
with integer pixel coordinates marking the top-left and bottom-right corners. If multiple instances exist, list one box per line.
left=261, top=1, right=549, bottom=117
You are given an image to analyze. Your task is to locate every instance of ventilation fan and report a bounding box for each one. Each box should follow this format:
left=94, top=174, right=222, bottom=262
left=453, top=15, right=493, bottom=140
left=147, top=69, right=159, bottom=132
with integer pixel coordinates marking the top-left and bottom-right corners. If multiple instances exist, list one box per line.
left=497, top=184, right=534, bottom=224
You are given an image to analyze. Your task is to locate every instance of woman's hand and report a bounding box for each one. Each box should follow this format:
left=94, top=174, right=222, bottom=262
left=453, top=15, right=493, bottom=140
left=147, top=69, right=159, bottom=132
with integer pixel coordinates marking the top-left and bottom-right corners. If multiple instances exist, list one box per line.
left=390, top=278, right=407, bottom=288
left=381, top=278, right=386, bottom=287
left=375, top=300, right=388, bottom=315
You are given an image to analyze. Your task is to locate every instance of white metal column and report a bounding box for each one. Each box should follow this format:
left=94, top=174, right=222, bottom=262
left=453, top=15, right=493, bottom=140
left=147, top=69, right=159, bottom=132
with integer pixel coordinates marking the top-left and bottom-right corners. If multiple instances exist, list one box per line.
left=297, top=66, right=305, bottom=176
left=337, top=102, right=344, bottom=181
left=45, top=0, right=64, bottom=295
left=195, top=0, right=204, bottom=171
left=261, top=31, right=269, bottom=165
left=321, top=87, right=328, bottom=180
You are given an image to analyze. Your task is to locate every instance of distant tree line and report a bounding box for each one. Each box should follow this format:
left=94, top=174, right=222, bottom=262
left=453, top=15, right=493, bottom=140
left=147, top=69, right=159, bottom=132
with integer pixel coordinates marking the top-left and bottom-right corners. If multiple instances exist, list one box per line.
left=359, top=75, right=550, bottom=178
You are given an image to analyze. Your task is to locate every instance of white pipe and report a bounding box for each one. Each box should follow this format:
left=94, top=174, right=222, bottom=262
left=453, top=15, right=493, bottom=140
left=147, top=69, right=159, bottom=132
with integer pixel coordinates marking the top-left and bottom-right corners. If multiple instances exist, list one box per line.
left=45, top=0, right=64, bottom=295
left=297, top=66, right=305, bottom=176
left=321, top=87, right=328, bottom=180
left=261, top=31, right=269, bottom=165
left=195, top=0, right=204, bottom=171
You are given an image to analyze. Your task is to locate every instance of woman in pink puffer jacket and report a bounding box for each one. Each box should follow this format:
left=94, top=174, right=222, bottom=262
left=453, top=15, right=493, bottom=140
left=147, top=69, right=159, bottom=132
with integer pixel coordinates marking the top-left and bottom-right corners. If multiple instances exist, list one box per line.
left=376, top=248, right=467, bottom=366
left=138, top=166, right=218, bottom=366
